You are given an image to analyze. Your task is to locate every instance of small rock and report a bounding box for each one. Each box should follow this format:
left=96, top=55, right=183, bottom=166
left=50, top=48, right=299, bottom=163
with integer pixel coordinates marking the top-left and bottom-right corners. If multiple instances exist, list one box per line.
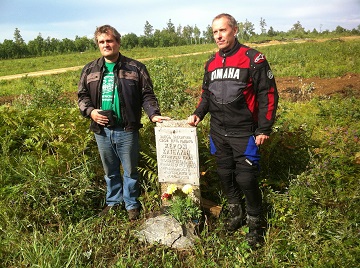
left=136, top=215, right=196, bottom=249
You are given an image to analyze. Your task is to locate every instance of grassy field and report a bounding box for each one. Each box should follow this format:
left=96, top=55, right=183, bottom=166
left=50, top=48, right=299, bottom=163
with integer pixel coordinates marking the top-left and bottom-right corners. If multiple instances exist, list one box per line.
left=1, top=38, right=359, bottom=97
left=0, top=38, right=359, bottom=267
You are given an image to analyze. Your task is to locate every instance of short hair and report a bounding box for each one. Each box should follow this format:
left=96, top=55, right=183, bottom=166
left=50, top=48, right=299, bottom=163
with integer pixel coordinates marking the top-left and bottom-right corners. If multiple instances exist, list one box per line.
left=94, top=25, right=121, bottom=45
left=212, top=13, right=238, bottom=29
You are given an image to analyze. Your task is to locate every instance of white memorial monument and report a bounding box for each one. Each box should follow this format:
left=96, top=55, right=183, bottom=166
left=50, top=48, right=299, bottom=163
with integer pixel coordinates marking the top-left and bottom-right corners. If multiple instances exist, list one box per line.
left=155, top=120, right=200, bottom=204
left=155, top=120, right=199, bottom=185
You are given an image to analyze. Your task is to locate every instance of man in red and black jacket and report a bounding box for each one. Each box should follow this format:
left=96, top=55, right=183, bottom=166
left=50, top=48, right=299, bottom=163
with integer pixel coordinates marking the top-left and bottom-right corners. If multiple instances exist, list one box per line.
left=188, top=13, right=278, bottom=248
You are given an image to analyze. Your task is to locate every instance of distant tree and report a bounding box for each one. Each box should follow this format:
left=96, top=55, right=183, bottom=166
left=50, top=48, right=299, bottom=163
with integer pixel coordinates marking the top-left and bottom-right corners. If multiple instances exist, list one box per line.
left=160, top=29, right=178, bottom=47
left=238, top=19, right=255, bottom=41
left=0, top=43, right=4, bottom=58
left=49, top=37, right=63, bottom=53
left=177, top=25, right=187, bottom=45
left=14, top=28, right=24, bottom=45
left=144, top=21, right=154, bottom=37
left=156, top=19, right=178, bottom=46
left=335, top=25, right=347, bottom=34
left=289, top=21, right=306, bottom=38
left=122, top=33, right=139, bottom=49
left=193, top=25, right=201, bottom=44
left=176, top=25, right=182, bottom=37
left=165, top=19, right=176, bottom=33
left=311, top=28, right=319, bottom=35
left=62, top=38, right=75, bottom=52
left=44, top=36, right=52, bottom=53
left=1, top=39, right=17, bottom=58
left=28, top=33, right=44, bottom=56
left=350, top=27, right=360, bottom=35
left=291, top=21, right=305, bottom=33
left=13, top=28, right=28, bottom=57
left=182, top=25, right=193, bottom=44
left=203, top=25, right=214, bottom=43
left=260, top=17, right=267, bottom=35
left=267, top=26, right=276, bottom=37
left=74, top=36, right=93, bottom=52
left=152, top=29, right=162, bottom=47
left=138, top=35, right=154, bottom=47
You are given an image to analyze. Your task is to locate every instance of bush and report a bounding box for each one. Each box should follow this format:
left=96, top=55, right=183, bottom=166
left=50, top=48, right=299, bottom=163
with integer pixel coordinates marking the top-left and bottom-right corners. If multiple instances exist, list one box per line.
left=147, top=58, right=192, bottom=112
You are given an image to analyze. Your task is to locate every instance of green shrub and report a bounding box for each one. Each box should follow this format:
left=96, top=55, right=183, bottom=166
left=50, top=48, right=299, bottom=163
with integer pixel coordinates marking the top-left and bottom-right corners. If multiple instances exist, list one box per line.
left=147, top=58, right=192, bottom=112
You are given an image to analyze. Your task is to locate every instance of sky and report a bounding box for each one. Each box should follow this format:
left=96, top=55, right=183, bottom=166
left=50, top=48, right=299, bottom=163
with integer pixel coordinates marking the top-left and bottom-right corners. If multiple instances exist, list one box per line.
left=0, top=0, right=359, bottom=43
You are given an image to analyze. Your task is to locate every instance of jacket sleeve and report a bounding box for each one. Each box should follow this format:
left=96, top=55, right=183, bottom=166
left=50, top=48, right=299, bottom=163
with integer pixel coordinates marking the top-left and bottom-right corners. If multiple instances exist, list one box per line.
left=139, top=64, right=162, bottom=119
left=193, top=65, right=211, bottom=120
left=77, top=64, right=95, bottom=118
left=248, top=49, right=279, bottom=136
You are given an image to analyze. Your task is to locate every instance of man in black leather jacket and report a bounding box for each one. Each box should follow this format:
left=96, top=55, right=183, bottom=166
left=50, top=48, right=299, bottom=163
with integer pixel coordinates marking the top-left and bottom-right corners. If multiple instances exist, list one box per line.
left=78, top=25, right=169, bottom=220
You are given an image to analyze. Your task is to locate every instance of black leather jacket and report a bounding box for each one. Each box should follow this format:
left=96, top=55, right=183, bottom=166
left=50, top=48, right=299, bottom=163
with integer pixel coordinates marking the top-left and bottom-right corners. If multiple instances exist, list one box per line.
left=78, top=53, right=161, bottom=133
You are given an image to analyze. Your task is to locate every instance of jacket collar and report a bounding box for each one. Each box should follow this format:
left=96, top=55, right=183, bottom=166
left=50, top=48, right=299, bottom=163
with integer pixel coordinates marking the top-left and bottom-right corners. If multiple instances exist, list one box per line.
left=219, top=39, right=241, bottom=58
left=99, top=53, right=122, bottom=67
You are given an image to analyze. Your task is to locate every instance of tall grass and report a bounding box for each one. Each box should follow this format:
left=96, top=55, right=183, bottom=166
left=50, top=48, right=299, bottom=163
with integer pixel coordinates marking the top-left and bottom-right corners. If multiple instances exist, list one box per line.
left=263, top=38, right=360, bottom=78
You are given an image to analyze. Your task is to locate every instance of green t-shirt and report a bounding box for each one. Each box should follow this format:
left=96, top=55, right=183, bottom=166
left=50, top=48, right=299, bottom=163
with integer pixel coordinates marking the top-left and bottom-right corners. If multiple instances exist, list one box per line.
left=101, top=62, right=122, bottom=124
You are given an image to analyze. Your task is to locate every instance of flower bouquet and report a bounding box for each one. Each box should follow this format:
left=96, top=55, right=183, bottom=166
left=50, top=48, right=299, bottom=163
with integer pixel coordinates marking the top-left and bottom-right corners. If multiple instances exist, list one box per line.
left=161, top=184, right=202, bottom=225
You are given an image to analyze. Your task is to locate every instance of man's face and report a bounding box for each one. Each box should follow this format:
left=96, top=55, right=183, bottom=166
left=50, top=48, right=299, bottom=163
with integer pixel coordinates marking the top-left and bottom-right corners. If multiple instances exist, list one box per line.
left=212, top=17, right=238, bottom=51
left=96, top=32, right=120, bottom=62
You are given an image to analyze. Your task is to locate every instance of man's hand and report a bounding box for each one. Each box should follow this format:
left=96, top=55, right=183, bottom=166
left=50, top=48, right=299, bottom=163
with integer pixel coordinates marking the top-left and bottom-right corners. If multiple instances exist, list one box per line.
left=90, top=109, right=109, bottom=126
left=187, top=115, right=201, bottom=126
left=151, top=115, right=171, bottom=123
left=255, top=134, right=269, bottom=146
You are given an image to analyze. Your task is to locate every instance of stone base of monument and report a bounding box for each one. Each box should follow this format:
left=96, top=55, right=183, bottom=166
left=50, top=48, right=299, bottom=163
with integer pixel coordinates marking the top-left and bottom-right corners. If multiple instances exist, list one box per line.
left=137, top=215, right=199, bottom=249
left=136, top=197, right=222, bottom=250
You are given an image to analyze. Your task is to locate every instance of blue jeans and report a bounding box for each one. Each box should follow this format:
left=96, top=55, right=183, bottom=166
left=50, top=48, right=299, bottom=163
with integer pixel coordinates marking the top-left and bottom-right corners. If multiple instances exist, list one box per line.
left=94, top=127, right=140, bottom=210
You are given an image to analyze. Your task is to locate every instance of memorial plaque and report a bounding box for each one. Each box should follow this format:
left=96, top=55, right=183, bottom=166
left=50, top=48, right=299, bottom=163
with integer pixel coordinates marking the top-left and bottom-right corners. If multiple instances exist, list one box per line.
left=155, top=120, right=199, bottom=186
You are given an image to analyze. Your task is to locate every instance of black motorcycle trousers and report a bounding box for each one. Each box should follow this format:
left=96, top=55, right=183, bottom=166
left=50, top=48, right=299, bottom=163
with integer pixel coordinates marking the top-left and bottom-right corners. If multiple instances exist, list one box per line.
left=210, top=132, right=263, bottom=216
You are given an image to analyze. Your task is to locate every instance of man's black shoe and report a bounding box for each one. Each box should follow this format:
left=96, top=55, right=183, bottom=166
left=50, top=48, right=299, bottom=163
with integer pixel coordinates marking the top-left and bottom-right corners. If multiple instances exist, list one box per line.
left=245, top=215, right=266, bottom=249
left=127, top=208, right=140, bottom=221
left=225, top=203, right=245, bottom=232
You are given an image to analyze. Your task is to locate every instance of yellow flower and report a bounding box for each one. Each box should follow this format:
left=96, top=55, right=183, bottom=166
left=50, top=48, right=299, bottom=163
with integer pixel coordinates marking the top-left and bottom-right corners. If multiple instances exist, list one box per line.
left=166, top=184, right=178, bottom=195
left=182, top=184, right=193, bottom=195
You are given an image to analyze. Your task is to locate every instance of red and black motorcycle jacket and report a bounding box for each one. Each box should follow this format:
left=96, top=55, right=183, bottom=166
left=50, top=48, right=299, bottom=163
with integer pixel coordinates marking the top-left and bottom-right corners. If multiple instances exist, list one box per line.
left=78, top=53, right=161, bottom=134
left=193, top=39, right=279, bottom=137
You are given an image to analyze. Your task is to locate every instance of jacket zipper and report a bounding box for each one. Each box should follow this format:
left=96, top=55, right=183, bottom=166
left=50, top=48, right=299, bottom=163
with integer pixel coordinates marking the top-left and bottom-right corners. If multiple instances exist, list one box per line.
left=221, top=56, right=227, bottom=136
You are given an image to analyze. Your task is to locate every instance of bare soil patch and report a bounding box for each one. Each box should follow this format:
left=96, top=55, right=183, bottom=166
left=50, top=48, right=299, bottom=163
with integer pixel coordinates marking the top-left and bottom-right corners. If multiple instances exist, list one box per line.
left=277, top=73, right=360, bottom=101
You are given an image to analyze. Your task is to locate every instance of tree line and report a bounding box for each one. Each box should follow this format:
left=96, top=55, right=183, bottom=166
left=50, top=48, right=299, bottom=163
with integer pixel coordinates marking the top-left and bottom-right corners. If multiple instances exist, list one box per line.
left=1, top=18, right=359, bottom=59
